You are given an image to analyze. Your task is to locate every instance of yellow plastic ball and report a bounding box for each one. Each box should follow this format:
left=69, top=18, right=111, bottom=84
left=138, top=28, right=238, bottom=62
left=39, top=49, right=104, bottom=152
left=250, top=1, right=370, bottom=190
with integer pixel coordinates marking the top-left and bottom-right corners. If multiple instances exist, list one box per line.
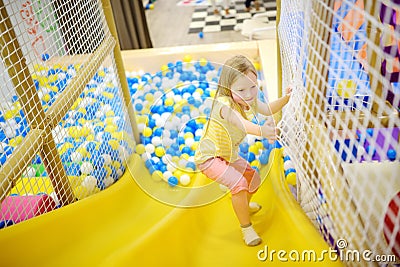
left=108, top=140, right=119, bottom=150
left=105, top=110, right=115, bottom=117
left=4, top=110, right=13, bottom=120
left=164, top=98, right=174, bottom=106
left=104, top=125, right=117, bottom=133
left=137, top=115, right=148, bottom=124
left=337, top=79, right=357, bottom=98
left=112, top=132, right=124, bottom=140
left=87, top=134, right=95, bottom=141
left=255, top=141, right=263, bottom=150
left=183, top=132, right=194, bottom=139
left=173, top=170, right=183, bottom=178
left=253, top=61, right=261, bottom=71
left=183, top=54, right=192, bottom=63
left=78, top=108, right=86, bottom=114
left=112, top=160, right=121, bottom=170
left=145, top=93, right=154, bottom=102
left=98, top=70, right=106, bottom=77
left=191, top=142, right=199, bottom=151
left=181, top=153, right=190, bottom=160
left=250, top=160, right=261, bottom=169
left=161, top=64, right=169, bottom=74
left=286, top=172, right=297, bottom=186
left=142, top=127, right=152, bottom=137
left=195, top=88, right=204, bottom=96
left=210, top=89, right=216, bottom=98
left=199, top=58, right=207, bottom=67
left=249, top=144, right=259, bottom=155
left=136, top=144, right=146, bottom=154
left=105, top=117, right=114, bottom=125
left=80, top=127, right=91, bottom=137
left=42, top=94, right=51, bottom=103
left=155, top=146, right=165, bottom=157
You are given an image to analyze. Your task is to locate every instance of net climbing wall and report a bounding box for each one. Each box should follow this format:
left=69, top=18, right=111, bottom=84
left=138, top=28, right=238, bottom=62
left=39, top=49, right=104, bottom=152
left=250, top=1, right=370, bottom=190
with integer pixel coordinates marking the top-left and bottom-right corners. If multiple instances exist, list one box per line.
left=0, top=0, right=136, bottom=229
left=278, top=0, right=399, bottom=265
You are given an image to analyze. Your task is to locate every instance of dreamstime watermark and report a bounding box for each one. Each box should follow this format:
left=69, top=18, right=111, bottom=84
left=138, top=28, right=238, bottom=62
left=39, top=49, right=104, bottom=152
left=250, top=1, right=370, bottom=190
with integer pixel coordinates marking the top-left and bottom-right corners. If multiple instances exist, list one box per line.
left=257, top=238, right=397, bottom=263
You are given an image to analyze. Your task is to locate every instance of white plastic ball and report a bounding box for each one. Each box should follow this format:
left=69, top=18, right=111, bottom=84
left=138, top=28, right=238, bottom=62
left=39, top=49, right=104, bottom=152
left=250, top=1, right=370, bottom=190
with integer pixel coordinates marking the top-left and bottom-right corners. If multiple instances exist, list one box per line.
left=161, top=112, right=172, bottom=121
left=82, top=175, right=97, bottom=190
left=283, top=160, right=295, bottom=170
left=162, top=154, right=172, bottom=164
left=104, top=177, right=114, bottom=188
left=145, top=144, right=155, bottom=154
left=173, top=95, right=182, bottom=103
left=182, top=92, right=191, bottom=99
left=190, top=109, right=200, bottom=118
left=181, top=114, right=190, bottom=123
left=180, top=174, right=191, bottom=186
left=154, top=91, right=163, bottom=100
left=70, top=152, right=83, bottom=163
left=151, top=156, right=160, bottom=164
left=152, top=136, right=162, bottom=146
left=80, top=162, right=94, bottom=175
left=163, top=170, right=172, bottom=180
left=155, top=118, right=165, bottom=128
left=24, top=166, right=36, bottom=177
left=102, top=154, right=112, bottom=165
left=162, top=130, right=171, bottom=138
left=195, top=129, right=203, bottom=137
left=152, top=114, right=161, bottom=121
left=5, top=127, right=16, bottom=138
left=192, top=91, right=201, bottom=99
left=162, top=137, right=173, bottom=147
left=185, top=138, right=195, bottom=147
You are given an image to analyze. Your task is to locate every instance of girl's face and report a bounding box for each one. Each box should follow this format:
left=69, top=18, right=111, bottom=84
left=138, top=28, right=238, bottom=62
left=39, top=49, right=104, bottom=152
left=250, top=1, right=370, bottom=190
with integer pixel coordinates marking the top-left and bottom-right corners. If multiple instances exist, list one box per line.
left=230, top=72, right=258, bottom=107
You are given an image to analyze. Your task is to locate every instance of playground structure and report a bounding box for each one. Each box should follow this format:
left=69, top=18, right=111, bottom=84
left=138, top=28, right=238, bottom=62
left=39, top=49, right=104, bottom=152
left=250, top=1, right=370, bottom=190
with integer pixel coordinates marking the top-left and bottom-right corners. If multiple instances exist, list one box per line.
left=0, top=0, right=398, bottom=266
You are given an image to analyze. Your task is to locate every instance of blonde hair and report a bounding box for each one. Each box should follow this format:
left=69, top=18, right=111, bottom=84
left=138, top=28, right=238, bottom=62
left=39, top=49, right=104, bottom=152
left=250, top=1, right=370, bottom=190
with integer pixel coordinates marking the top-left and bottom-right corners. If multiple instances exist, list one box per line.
left=216, top=55, right=257, bottom=117
left=204, top=55, right=257, bottom=134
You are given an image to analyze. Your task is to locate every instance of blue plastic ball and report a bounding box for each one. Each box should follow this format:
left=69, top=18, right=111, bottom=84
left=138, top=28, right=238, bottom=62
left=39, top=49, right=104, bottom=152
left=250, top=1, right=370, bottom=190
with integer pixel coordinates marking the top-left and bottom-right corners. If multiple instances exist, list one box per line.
left=239, top=143, right=249, bottom=153
left=168, top=176, right=179, bottom=187
left=41, top=53, right=50, bottom=61
left=284, top=168, right=296, bottom=177
left=387, top=149, right=396, bottom=161
left=247, top=152, right=256, bottom=162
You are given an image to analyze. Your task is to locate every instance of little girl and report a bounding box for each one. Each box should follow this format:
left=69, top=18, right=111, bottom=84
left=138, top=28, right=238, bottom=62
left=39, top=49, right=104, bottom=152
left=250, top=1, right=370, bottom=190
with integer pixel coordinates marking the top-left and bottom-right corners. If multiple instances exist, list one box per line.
left=194, top=55, right=291, bottom=246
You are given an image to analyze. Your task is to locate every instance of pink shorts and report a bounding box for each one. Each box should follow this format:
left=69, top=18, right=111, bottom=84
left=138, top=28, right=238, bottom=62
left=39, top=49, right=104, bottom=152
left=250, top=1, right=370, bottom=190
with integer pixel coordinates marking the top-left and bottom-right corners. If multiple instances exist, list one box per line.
left=198, top=157, right=261, bottom=195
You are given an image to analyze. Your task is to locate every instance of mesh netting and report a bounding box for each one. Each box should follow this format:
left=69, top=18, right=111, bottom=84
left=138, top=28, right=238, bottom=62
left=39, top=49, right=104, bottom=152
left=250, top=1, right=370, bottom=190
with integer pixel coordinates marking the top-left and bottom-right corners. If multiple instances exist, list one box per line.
left=278, top=0, right=399, bottom=265
left=0, top=0, right=134, bottom=229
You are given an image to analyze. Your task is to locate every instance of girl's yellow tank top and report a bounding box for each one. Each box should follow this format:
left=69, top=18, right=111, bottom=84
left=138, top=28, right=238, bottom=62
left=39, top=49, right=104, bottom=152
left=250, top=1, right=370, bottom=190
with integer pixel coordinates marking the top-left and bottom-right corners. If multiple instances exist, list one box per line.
left=194, top=96, right=256, bottom=164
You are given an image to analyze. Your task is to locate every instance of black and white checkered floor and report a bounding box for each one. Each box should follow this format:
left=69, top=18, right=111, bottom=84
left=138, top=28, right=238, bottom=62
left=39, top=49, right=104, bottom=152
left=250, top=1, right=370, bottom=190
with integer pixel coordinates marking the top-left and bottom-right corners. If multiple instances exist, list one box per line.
left=188, top=0, right=277, bottom=34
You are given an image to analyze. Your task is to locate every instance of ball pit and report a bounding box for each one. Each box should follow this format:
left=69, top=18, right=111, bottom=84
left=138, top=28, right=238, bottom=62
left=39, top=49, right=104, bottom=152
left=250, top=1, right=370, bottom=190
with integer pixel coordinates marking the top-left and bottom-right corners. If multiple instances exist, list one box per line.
left=2, top=63, right=134, bottom=201
left=127, top=55, right=277, bottom=188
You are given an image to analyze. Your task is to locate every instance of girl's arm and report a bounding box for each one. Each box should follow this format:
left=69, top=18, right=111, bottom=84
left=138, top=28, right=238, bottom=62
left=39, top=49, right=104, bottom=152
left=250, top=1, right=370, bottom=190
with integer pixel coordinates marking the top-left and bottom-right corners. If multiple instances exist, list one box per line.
left=257, top=87, right=292, bottom=116
left=221, top=105, right=276, bottom=141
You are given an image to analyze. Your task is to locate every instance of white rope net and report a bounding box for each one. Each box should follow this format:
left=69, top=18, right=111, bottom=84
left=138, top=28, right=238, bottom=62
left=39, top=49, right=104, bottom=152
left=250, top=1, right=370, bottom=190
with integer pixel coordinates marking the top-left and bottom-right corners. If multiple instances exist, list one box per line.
left=0, top=0, right=134, bottom=229
left=278, top=0, right=399, bottom=265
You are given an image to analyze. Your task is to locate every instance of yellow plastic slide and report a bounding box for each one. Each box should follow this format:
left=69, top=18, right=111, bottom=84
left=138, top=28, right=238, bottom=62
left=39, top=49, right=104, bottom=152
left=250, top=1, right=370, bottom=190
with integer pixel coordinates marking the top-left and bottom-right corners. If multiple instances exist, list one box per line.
left=0, top=149, right=344, bottom=266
